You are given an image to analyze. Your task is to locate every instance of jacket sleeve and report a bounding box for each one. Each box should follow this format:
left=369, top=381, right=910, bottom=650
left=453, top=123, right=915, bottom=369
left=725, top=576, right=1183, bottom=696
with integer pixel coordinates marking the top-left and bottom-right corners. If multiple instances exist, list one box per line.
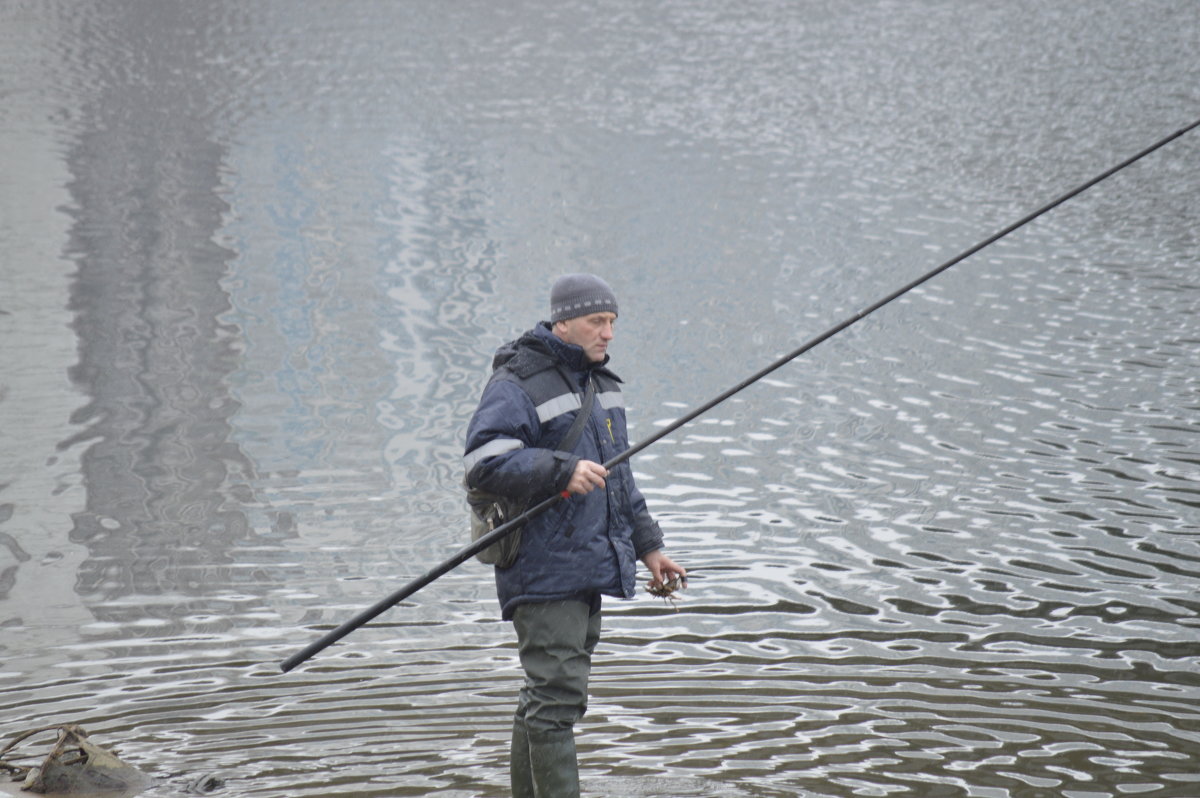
left=463, top=378, right=579, bottom=504
left=625, top=471, right=665, bottom=558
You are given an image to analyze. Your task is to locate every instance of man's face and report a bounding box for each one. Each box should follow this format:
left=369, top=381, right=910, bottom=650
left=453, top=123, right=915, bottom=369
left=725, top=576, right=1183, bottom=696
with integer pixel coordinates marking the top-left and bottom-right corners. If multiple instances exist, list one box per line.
left=554, top=312, right=616, bottom=363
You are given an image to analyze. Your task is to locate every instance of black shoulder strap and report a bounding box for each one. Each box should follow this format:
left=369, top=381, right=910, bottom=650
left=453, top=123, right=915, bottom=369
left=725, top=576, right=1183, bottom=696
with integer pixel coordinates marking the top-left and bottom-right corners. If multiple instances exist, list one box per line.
left=554, top=374, right=595, bottom=455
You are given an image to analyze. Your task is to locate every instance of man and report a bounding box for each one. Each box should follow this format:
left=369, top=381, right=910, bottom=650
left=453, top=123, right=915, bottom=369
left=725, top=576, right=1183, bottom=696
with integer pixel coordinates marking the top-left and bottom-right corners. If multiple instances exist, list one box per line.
left=463, top=273, right=686, bottom=796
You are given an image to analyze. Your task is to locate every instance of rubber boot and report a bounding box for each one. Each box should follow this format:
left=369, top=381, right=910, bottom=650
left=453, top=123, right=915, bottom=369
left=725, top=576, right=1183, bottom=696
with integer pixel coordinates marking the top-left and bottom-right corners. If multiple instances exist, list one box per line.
left=510, top=717, right=534, bottom=798
left=528, top=727, right=579, bottom=798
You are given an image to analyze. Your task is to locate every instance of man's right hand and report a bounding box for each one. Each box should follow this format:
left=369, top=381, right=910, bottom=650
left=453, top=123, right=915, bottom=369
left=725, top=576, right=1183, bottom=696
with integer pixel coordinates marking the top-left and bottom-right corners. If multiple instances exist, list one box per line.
left=566, top=459, right=608, bottom=495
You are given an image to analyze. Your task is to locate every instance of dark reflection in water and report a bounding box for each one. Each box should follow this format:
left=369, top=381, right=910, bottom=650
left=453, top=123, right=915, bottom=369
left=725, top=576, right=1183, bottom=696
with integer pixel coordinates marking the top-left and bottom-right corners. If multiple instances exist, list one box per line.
left=1, top=1, right=1198, bottom=797
left=54, top=1, right=292, bottom=626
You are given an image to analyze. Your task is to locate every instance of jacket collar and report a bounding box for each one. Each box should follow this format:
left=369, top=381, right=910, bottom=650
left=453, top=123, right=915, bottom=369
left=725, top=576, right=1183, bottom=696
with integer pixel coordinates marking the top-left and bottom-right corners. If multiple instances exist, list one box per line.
left=532, top=322, right=600, bottom=373
left=492, top=322, right=620, bottom=382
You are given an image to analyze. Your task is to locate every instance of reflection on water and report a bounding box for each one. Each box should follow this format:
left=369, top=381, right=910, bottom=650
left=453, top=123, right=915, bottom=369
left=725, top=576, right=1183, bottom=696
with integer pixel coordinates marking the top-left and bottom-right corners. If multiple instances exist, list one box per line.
left=50, top=1, right=288, bottom=632
left=2, top=0, right=1198, bottom=796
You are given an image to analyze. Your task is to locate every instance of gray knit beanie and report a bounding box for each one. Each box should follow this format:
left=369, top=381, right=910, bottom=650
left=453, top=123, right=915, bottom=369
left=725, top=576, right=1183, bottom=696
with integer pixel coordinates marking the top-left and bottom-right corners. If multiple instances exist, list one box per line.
left=549, top=273, right=619, bottom=322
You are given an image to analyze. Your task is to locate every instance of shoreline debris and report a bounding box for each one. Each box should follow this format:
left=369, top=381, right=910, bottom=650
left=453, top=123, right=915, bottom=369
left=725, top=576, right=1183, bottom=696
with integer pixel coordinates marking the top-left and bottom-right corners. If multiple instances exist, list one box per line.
left=0, top=725, right=150, bottom=795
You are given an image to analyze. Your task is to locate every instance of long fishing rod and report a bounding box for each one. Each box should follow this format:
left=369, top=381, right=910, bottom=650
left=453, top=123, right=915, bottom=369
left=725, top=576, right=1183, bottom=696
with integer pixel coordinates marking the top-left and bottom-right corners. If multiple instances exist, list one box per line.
left=280, top=116, right=1199, bottom=673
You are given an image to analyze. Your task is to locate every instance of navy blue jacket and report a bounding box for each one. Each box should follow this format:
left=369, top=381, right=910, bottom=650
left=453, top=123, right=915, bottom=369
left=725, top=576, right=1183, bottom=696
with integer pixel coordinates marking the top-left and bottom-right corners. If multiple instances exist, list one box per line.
left=463, top=323, right=664, bottom=619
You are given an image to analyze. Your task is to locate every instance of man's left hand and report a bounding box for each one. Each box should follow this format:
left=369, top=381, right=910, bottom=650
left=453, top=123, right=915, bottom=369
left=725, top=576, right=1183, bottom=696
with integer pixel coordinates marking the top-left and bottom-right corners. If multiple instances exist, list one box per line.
left=641, top=549, right=687, bottom=591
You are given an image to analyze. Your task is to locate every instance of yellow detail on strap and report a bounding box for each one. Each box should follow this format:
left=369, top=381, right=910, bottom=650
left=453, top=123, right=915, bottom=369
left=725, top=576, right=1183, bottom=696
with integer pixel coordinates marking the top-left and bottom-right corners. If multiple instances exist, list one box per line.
left=606, top=418, right=615, bottom=443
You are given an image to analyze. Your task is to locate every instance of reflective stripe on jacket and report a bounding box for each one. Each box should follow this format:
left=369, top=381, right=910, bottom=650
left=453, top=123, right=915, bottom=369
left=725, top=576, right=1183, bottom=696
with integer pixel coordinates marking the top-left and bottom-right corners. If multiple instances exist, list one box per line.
left=463, top=323, right=664, bottom=619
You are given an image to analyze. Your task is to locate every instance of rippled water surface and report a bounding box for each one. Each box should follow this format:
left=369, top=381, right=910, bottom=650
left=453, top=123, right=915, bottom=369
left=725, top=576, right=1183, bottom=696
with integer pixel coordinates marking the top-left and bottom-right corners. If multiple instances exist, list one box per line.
left=2, top=1, right=1198, bottom=796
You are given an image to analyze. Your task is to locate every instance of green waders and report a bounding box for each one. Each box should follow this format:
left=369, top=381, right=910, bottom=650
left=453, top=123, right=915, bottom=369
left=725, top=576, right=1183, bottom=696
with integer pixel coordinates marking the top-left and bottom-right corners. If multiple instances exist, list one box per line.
left=510, top=599, right=602, bottom=798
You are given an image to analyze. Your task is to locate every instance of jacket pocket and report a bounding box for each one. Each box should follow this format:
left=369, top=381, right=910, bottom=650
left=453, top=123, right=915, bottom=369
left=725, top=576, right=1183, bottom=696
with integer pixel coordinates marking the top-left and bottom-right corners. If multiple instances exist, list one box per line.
left=541, top=495, right=579, bottom=542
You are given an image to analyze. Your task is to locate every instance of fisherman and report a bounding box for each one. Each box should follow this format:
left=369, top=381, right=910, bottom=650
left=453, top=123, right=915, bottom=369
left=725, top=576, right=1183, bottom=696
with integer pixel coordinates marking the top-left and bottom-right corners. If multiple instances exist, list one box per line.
left=463, top=273, right=686, bottom=796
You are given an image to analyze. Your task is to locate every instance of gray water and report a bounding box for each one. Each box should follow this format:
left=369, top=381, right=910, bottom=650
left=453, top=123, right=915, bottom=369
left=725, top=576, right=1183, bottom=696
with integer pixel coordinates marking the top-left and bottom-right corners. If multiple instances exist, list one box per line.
left=2, top=1, right=1198, bottom=796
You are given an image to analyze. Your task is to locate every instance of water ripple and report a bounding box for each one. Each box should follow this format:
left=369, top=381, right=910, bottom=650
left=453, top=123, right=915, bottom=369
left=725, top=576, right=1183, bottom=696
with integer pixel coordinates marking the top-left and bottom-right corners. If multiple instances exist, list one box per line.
left=3, top=1, right=1198, bottom=796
